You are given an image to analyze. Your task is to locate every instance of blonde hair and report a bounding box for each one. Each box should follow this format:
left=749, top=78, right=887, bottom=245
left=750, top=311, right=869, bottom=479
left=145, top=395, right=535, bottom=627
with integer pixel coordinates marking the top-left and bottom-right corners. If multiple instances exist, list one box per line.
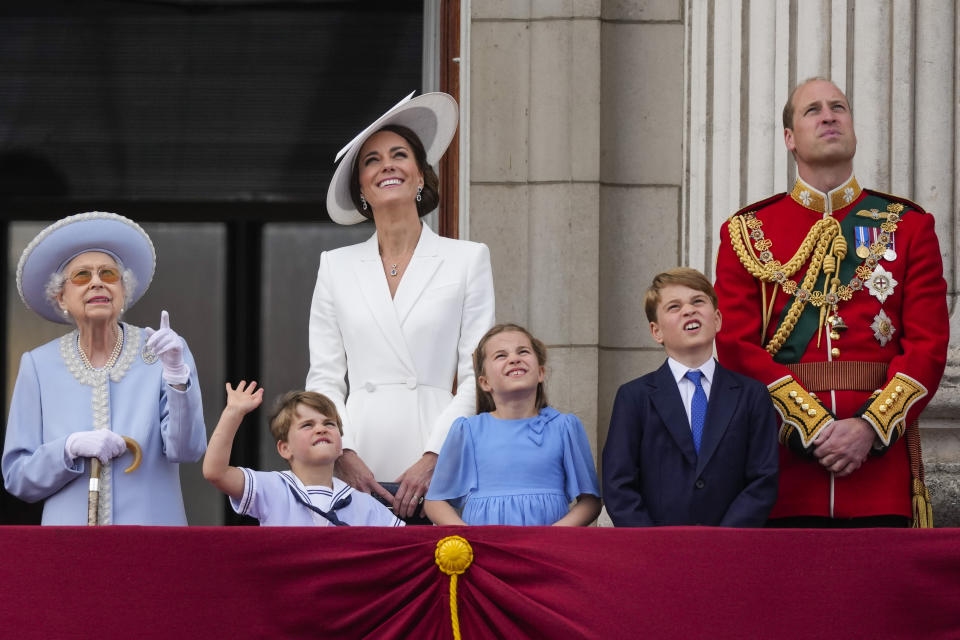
left=268, top=391, right=343, bottom=442
left=643, top=267, right=718, bottom=323
left=473, top=323, right=548, bottom=414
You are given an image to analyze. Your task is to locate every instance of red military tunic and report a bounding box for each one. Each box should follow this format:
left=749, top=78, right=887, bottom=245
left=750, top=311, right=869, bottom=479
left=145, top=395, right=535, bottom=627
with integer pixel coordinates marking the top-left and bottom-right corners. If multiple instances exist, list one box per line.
left=714, top=175, right=947, bottom=519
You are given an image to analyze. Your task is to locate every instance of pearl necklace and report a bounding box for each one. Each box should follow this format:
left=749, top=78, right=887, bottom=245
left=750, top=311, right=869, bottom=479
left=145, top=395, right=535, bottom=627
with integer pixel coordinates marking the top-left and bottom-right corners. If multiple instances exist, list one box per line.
left=77, top=327, right=124, bottom=370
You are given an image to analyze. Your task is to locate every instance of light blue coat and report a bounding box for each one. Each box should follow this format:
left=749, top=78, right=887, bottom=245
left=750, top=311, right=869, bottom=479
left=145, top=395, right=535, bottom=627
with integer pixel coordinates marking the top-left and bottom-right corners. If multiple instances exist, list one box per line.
left=1, top=324, right=207, bottom=525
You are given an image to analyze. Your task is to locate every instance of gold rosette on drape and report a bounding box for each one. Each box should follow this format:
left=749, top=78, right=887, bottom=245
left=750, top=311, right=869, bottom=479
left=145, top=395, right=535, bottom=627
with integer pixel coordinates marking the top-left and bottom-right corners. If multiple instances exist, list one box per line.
left=435, top=535, right=474, bottom=639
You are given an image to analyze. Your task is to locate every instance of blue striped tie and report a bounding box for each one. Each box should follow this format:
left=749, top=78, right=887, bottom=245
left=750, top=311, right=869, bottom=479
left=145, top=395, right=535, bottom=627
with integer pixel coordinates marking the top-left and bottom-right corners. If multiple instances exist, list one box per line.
left=685, top=370, right=707, bottom=454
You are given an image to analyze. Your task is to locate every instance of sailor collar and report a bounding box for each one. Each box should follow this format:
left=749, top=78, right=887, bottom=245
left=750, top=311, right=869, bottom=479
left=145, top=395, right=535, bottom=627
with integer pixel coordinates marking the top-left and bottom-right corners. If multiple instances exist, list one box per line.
left=789, top=174, right=862, bottom=216
left=279, top=471, right=354, bottom=511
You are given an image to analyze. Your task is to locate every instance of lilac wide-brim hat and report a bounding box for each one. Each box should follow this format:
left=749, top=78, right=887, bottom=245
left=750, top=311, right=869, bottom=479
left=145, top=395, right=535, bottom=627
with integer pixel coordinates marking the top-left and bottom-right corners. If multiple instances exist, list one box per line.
left=325, top=91, right=459, bottom=225
left=16, top=212, right=156, bottom=324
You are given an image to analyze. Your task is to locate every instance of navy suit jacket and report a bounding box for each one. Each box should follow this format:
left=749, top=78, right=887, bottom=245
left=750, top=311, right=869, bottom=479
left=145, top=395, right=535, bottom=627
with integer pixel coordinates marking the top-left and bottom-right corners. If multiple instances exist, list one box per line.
left=602, top=359, right=778, bottom=527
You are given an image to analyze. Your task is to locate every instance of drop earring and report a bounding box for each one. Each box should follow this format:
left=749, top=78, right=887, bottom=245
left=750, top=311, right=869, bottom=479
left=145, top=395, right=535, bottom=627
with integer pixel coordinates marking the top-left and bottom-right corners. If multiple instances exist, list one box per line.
left=416, top=186, right=423, bottom=203
left=360, top=193, right=368, bottom=211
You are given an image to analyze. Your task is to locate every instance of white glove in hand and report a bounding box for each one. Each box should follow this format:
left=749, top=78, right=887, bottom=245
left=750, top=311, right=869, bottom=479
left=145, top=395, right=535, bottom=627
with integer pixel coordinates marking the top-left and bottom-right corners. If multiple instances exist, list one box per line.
left=65, top=430, right=127, bottom=464
left=145, top=310, right=191, bottom=385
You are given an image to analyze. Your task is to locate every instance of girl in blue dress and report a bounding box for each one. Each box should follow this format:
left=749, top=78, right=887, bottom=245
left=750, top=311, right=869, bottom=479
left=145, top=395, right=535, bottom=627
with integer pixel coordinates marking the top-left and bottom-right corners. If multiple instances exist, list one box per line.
left=424, top=324, right=601, bottom=526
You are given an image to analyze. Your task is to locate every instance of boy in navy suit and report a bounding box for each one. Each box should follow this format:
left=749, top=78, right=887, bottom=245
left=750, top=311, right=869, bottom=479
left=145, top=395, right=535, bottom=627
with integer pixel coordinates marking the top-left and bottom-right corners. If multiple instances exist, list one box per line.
left=602, top=268, right=778, bottom=526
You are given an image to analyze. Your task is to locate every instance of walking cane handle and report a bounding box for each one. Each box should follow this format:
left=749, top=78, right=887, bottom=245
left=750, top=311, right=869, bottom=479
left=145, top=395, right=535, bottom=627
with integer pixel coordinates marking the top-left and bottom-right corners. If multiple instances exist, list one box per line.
left=86, top=437, right=141, bottom=526
left=121, top=436, right=142, bottom=473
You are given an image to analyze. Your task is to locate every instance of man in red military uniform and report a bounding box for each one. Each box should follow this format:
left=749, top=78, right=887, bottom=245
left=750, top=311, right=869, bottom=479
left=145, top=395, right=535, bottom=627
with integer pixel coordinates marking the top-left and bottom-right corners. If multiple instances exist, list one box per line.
left=714, top=77, right=948, bottom=526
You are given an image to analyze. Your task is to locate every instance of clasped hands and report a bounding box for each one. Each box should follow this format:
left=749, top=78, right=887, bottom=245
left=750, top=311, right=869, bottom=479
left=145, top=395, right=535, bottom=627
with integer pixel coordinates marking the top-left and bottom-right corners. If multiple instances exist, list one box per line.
left=335, top=450, right=437, bottom=519
left=812, top=417, right=876, bottom=477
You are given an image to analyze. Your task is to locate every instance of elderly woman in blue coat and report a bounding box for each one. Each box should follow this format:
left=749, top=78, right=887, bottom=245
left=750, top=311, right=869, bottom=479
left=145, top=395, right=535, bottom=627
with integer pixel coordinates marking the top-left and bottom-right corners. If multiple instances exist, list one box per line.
left=1, top=212, right=206, bottom=525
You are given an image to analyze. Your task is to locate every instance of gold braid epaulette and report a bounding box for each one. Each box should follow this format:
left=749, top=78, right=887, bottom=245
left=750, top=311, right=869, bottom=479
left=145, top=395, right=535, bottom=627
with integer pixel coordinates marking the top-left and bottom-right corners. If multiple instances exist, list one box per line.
left=728, top=214, right=842, bottom=356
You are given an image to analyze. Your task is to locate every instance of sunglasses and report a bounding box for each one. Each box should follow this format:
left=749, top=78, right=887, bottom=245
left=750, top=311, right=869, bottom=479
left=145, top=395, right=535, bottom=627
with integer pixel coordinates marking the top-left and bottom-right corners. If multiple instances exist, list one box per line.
left=67, top=266, right=121, bottom=285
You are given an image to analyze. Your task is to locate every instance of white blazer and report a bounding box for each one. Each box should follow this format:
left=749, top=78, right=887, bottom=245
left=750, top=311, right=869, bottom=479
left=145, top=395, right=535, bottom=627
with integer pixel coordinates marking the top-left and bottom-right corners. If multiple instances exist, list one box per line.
left=306, top=224, right=495, bottom=481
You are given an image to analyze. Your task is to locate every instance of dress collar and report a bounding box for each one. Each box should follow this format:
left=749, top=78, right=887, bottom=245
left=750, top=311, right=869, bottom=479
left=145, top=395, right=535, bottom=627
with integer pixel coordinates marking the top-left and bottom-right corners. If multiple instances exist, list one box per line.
left=789, top=174, right=861, bottom=216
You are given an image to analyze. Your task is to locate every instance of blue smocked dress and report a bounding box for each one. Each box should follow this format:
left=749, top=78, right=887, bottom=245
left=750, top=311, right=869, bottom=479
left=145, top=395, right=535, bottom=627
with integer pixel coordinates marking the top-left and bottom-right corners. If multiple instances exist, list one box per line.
left=426, top=407, right=600, bottom=525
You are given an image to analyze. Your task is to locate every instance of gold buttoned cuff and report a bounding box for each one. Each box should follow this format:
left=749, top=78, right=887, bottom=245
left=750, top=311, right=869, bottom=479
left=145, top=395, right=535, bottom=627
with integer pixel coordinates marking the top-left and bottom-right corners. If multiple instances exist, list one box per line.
left=768, top=376, right=833, bottom=448
left=860, top=373, right=927, bottom=447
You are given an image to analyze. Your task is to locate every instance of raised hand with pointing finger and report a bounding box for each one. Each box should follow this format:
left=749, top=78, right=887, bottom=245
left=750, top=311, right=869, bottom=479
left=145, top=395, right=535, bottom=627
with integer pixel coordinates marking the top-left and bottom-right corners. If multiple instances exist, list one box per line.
left=145, top=310, right=190, bottom=385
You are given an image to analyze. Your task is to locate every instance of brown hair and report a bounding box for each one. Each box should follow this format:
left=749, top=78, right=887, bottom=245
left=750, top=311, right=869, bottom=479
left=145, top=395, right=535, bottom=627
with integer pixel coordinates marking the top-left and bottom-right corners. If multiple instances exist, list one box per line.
left=349, top=124, right=441, bottom=220
left=268, top=391, right=343, bottom=442
left=782, top=76, right=851, bottom=130
left=643, top=267, right=718, bottom=323
left=473, top=323, right=548, bottom=414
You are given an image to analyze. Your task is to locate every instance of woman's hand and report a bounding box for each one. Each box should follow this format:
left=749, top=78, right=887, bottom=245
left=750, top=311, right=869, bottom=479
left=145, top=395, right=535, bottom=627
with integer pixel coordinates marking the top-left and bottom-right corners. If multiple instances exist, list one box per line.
left=393, top=452, right=438, bottom=519
left=65, top=430, right=127, bottom=465
left=336, top=450, right=394, bottom=505
left=145, top=310, right=190, bottom=386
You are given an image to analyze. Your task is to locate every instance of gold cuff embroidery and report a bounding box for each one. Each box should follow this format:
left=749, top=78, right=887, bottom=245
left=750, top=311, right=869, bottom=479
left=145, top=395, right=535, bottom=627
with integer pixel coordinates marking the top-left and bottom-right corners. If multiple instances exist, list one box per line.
left=768, top=376, right=833, bottom=448
left=861, top=373, right=928, bottom=447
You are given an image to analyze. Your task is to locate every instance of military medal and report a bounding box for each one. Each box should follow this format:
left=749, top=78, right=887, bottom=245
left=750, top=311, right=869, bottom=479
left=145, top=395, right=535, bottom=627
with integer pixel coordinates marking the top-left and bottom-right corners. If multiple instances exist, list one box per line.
left=869, top=227, right=896, bottom=261
left=854, top=227, right=871, bottom=258
left=865, top=265, right=898, bottom=303
left=870, top=310, right=896, bottom=347
left=883, top=230, right=897, bottom=261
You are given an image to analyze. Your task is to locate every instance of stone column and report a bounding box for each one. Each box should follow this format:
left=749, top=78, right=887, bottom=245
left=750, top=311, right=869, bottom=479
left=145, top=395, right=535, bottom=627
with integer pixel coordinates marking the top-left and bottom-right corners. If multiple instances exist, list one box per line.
left=596, top=1, right=686, bottom=523
left=468, top=1, right=602, bottom=459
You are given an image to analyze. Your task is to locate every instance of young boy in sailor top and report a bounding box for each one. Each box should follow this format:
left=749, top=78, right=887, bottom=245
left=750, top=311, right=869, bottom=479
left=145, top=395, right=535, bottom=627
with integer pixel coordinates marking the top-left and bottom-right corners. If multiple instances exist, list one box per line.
left=203, top=382, right=403, bottom=526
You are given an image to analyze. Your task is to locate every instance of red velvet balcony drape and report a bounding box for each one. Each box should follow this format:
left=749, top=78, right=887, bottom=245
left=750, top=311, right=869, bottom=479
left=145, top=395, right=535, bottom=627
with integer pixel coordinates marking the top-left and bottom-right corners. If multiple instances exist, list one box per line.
left=1, top=526, right=957, bottom=639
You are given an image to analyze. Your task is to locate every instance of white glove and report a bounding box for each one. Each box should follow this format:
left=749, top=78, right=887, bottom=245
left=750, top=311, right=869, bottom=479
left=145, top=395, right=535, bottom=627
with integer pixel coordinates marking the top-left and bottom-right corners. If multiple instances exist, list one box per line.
left=145, top=310, right=191, bottom=385
left=65, top=430, right=127, bottom=465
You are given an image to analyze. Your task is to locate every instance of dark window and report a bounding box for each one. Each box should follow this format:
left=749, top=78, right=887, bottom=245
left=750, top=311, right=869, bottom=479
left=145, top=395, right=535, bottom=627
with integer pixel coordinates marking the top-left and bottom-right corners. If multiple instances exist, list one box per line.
left=0, top=0, right=424, bottom=525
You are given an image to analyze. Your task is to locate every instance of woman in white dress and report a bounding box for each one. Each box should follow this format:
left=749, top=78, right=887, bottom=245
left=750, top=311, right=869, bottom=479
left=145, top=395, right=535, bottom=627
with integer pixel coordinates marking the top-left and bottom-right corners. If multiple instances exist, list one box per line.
left=307, top=93, right=495, bottom=520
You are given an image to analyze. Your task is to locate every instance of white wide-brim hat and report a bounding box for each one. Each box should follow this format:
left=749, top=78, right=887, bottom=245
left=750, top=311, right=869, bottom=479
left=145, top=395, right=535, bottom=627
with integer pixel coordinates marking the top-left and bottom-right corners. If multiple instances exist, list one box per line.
left=17, top=212, right=156, bottom=324
left=325, top=91, right=459, bottom=225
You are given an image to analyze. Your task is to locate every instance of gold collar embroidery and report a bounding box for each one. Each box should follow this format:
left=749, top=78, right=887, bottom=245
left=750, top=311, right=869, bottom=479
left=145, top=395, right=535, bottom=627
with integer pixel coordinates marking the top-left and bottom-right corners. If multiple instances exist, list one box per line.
left=789, top=175, right=862, bottom=215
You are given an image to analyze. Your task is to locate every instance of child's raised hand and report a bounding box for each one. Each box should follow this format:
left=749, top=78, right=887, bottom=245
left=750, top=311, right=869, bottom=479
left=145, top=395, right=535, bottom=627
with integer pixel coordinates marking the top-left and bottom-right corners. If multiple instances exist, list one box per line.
left=225, top=380, right=264, bottom=415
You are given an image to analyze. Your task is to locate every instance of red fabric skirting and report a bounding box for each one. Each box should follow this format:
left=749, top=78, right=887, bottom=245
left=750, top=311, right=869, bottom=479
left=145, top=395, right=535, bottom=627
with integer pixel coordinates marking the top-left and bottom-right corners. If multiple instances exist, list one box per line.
left=1, top=526, right=958, bottom=639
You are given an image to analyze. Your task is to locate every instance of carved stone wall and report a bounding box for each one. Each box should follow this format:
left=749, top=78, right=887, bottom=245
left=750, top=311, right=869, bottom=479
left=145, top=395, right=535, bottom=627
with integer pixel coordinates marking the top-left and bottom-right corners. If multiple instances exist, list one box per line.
left=465, top=0, right=959, bottom=524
